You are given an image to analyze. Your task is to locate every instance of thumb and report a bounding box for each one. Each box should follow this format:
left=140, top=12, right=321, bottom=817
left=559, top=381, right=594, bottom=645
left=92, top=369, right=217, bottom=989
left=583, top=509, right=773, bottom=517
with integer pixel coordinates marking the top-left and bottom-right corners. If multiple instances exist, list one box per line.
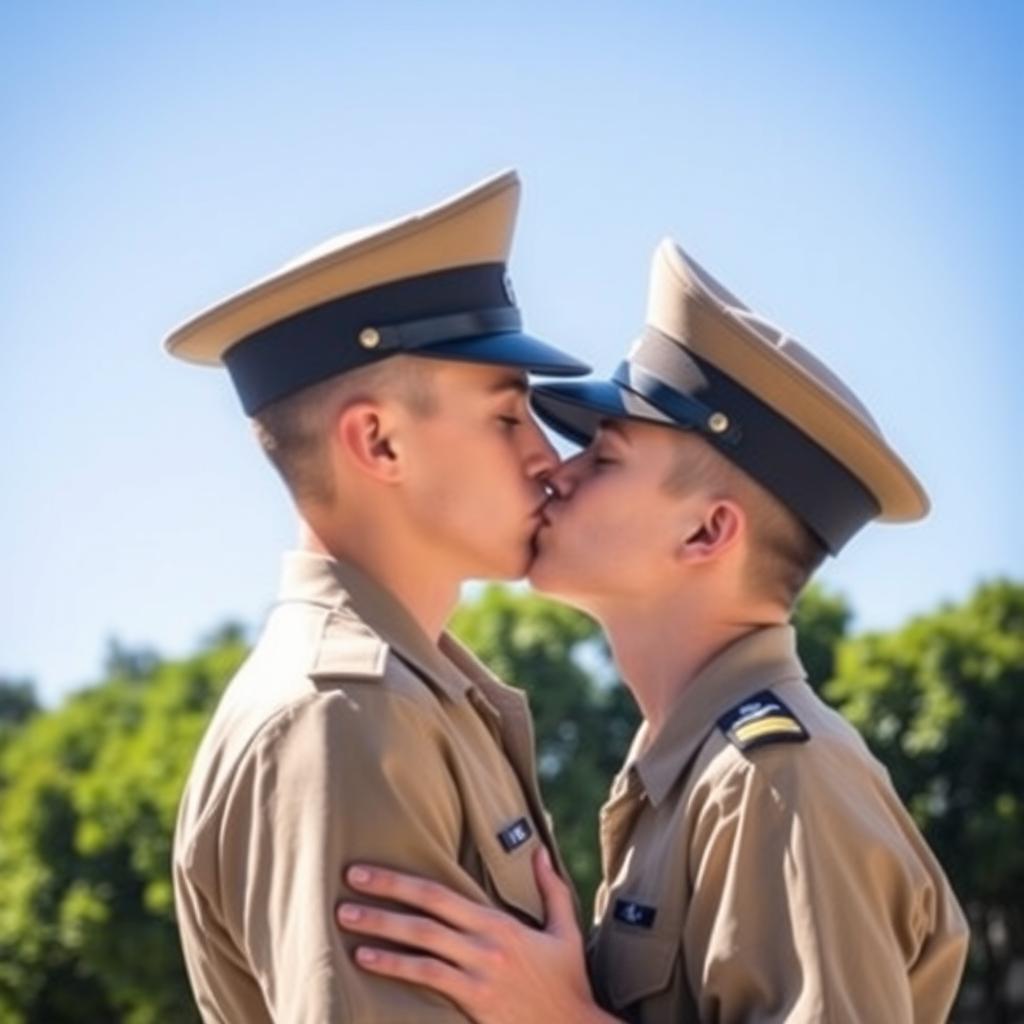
left=533, top=846, right=576, bottom=938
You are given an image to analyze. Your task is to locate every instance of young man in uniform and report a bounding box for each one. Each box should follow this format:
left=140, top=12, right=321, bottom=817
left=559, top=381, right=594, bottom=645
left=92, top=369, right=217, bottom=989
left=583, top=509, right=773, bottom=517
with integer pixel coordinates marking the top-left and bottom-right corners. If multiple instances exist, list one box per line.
left=334, top=239, right=970, bottom=1022
left=168, top=171, right=591, bottom=1022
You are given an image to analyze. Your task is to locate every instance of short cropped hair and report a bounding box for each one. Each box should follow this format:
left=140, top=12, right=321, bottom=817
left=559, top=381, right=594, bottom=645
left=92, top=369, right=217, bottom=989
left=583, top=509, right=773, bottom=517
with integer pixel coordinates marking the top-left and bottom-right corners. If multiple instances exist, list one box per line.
left=662, top=434, right=828, bottom=609
left=251, top=356, right=437, bottom=506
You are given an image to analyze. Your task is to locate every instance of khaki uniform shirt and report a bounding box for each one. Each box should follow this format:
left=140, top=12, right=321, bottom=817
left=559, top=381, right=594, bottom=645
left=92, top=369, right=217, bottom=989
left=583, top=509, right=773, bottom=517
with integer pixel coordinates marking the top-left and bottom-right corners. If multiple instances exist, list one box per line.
left=173, top=551, right=568, bottom=1023
left=587, top=624, right=968, bottom=1023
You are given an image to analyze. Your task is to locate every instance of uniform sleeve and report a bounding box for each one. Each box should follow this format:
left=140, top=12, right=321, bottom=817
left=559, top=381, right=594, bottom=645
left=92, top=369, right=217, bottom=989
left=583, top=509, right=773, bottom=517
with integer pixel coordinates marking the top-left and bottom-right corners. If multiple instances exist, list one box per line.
left=683, top=747, right=966, bottom=1024
left=216, top=687, right=474, bottom=1024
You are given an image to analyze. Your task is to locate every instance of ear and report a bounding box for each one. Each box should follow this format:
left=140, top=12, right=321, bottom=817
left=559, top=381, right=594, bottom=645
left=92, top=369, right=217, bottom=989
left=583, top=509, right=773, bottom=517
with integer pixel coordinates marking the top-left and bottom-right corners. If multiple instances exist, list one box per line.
left=334, top=400, right=404, bottom=483
left=677, top=499, right=745, bottom=563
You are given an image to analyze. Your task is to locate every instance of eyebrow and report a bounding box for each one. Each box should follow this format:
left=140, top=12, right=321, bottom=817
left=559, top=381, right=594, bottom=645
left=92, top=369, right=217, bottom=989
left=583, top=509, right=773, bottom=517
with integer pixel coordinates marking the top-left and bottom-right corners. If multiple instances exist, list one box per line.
left=489, top=374, right=529, bottom=396
left=596, top=419, right=631, bottom=443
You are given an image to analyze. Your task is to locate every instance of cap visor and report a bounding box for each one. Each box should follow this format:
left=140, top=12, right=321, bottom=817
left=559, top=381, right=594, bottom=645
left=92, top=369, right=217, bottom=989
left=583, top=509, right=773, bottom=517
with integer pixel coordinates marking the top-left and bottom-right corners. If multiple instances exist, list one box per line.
left=417, top=331, right=590, bottom=377
left=529, top=379, right=672, bottom=445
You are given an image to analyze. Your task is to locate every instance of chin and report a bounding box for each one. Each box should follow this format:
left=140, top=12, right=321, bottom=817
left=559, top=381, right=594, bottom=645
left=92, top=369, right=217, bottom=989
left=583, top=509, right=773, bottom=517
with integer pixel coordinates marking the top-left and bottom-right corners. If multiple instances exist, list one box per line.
left=474, top=541, right=533, bottom=582
left=530, top=575, right=596, bottom=620
left=526, top=551, right=572, bottom=597
left=528, top=548, right=606, bottom=615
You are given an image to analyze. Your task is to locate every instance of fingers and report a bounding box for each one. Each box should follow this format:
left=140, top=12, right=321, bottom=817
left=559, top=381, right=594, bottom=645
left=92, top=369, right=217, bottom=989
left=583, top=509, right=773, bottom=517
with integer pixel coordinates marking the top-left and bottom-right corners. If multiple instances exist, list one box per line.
left=346, top=865, right=495, bottom=932
left=532, top=847, right=577, bottom=938
left=336, top=902, right=475, bottom=966
left=353, top=946, right=476, bottom=1005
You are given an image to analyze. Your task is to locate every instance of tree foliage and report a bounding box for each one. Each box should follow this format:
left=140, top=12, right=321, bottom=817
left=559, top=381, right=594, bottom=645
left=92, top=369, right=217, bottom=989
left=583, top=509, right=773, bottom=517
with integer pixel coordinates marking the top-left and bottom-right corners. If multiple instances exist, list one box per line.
left=0, top=679, right=39, bottom=758
left=792, top=582, right=853, bottom=690
left=0, top=641, right=246, bottom=1023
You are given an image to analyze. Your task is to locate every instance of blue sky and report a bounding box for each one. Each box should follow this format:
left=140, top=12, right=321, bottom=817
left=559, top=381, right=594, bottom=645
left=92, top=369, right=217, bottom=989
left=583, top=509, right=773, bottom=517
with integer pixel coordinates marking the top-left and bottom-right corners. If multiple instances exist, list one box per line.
left=2, top=1, right=1020, bottom=704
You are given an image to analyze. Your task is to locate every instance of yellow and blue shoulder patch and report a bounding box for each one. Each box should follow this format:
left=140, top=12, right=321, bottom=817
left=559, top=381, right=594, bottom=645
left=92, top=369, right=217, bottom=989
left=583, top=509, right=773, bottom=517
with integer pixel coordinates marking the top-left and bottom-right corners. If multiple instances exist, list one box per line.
left=717, top=690, right=809, bottom=752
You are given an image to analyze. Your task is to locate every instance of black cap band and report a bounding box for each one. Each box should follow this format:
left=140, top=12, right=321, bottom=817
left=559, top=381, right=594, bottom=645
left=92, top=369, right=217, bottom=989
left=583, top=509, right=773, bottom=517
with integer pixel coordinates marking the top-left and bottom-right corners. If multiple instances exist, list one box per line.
left=623, top=328, right=880, bottom=552
left=223, top=263, right=514, bottom=414
left=612, top=361, right=744, bottom=445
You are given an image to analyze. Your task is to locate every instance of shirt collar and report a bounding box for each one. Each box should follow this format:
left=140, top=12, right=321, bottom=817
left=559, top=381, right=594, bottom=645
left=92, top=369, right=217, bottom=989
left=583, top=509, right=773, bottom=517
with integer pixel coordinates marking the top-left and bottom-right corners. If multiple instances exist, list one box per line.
left=633, top=623, right=806, bottom=807
left=276, top=550, right=472, bottom=701
left=441, top=632, right=532, bottom=722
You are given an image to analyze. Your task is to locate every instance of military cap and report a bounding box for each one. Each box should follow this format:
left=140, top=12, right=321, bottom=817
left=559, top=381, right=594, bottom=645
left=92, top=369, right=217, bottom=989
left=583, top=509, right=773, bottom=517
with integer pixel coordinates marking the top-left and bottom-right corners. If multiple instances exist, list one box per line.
left=530, top=239, right=929, bottom=553
left=164, top=170, right=589, bottom=413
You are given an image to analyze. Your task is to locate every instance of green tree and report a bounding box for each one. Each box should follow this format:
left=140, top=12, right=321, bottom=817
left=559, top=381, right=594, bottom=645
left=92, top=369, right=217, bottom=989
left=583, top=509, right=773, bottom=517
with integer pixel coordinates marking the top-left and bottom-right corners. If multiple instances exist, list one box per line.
left=793, top=581, right=854, bottom=691
left=0, top=679, right=38, bottom=729
left=0, top=679, right=39, bottom=759
left=0, top=632, right=246, bottom=1024
left=826, top=579, right=1024, bottom=1022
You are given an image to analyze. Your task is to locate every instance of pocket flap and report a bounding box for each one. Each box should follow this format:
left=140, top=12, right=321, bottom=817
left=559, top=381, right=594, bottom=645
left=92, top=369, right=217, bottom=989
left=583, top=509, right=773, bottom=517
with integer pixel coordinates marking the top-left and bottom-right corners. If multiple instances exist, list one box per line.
left=477, top=816, right=545, bottom=927
left=597, top=932, right=678, bottom=1010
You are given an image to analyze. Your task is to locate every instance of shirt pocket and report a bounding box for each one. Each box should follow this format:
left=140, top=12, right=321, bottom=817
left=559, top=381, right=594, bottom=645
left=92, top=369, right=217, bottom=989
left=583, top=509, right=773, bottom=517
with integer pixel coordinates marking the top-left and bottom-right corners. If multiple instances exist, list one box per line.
left=476, top=812, right=546, bottom=928
left=592, top=928, right=680, bottom=1014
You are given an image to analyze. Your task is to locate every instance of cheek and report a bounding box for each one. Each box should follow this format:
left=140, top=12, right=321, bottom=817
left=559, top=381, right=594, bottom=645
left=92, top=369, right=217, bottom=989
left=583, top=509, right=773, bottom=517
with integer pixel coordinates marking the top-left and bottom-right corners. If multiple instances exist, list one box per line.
left=548, top=480, right=628, bottom=554
left=549, top=476, right=675, bottom=567
left=408, top=427, right=529, bottom=532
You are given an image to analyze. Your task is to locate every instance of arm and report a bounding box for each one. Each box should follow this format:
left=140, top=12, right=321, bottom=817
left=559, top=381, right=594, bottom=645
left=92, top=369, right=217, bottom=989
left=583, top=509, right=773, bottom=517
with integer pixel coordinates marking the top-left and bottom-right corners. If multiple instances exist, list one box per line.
left=335, top=847, right=620, bottom=1024
left=217, top=688, right=477, bottom=1023
left=684, top=749, right=929, bottom=1023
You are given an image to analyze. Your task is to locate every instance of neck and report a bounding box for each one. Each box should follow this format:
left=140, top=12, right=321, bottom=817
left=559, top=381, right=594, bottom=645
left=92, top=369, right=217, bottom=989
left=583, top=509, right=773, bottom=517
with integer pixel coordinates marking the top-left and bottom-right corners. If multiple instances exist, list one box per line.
left=594, top=592, right=787, bottom=737
left=297, top=516, right=459, bottom=642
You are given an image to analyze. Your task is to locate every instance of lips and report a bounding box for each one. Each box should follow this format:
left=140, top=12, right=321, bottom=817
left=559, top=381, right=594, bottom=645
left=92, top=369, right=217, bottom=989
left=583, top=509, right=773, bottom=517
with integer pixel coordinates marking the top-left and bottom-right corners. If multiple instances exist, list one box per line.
left=527, top=504, right=553, bottom=556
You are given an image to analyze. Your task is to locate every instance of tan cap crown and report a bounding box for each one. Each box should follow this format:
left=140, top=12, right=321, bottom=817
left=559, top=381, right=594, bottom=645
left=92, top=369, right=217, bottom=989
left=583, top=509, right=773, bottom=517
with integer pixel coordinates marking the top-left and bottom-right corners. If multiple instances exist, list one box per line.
left=648, top=239, right=929, bottom=522
left=165, top=170, right=521, bottom=365
left=162, top=171, right=590, bottom=414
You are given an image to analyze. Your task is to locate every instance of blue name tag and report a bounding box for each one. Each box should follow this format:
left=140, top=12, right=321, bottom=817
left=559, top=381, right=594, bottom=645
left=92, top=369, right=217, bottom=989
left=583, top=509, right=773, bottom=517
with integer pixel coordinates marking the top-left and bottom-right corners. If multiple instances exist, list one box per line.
left=498, top=817, right=533, bottom=852
left=613, top=899, right=657, bottom=928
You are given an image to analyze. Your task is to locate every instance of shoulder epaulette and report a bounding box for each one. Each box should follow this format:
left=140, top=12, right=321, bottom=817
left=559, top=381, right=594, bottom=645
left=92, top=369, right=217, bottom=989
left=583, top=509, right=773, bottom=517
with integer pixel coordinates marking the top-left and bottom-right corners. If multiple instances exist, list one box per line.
left=717, top=689, right=809, bottom=752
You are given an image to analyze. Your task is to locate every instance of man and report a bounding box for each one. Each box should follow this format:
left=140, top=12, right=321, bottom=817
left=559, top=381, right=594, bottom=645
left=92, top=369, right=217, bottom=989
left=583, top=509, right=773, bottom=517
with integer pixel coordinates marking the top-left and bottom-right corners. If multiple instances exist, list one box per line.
left=168, top=170, right=591, bottom=1022
left=335, top=239, right=970, bottom=1022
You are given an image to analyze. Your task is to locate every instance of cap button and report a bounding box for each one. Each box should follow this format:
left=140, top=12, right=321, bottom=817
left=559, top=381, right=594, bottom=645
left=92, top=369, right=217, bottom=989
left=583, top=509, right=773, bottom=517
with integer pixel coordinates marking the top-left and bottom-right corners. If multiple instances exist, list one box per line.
left=708, top=412, right=730, bottom=434
left=358, top=327, right=381, bottom=349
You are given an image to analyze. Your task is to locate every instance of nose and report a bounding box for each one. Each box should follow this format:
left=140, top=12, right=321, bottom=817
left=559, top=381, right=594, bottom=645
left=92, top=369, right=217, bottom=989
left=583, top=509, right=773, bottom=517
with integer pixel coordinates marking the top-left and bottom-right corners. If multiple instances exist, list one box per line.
left=545, top=449, right=587, bottom=500
left=521, top=416, right=561, bottom=482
